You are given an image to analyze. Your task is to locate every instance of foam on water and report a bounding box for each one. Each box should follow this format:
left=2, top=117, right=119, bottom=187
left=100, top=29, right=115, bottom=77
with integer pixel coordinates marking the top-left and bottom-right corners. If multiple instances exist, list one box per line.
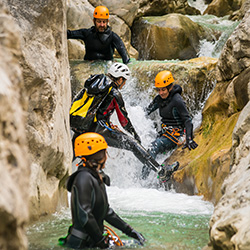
left=107, top=186, right=214, bottom=216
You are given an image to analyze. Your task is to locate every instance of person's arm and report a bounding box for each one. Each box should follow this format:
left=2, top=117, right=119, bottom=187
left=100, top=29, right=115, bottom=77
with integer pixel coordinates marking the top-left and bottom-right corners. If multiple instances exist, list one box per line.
left=113, top=90, right=141, bottom=142
left=105, top=208, right=145, bottom=245
left=112, top=32, right=130, bottom=64
left=67, top=28, right=87, bottom=40
left=175, top=95, right=198, bottom=150
left=146, top=96, right=159, bottom=115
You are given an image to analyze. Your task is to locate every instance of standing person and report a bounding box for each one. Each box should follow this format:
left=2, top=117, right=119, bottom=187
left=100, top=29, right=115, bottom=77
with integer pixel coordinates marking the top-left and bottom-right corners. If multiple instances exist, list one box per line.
left=67, top=5, right=130, bottom=64
left=59, top=133, right=145, bottom=249
left=70, top=63, right=178, bottom=181
left=142, top=70, right=198, bottom=179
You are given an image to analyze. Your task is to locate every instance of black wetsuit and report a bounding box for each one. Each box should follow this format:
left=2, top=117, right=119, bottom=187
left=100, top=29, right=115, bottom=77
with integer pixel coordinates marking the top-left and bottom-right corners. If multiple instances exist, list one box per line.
left=63, top=166, right=133, bottom=249
left=142, top=84, right=193, bottom=178
left=146, top=84, right=193, bottom=139
left=67, top=26, right=130, bottom=64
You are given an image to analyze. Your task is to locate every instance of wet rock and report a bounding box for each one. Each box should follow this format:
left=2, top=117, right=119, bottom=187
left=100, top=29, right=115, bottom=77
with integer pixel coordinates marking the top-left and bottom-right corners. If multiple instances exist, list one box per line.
left=132, top=14, right=214, bottom=60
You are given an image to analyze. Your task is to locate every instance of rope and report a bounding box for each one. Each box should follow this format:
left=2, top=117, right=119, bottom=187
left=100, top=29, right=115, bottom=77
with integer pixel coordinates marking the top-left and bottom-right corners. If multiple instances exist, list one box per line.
left=104, top=225, right=123, bottom=246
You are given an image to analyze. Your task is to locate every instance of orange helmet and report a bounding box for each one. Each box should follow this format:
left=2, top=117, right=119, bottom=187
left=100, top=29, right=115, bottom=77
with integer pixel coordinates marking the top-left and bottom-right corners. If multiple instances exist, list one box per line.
left=74, top=133, right=108, bottom=157
left=93, top=6, right=109, bottom=19
left=155, top=71, right=174, bottom=88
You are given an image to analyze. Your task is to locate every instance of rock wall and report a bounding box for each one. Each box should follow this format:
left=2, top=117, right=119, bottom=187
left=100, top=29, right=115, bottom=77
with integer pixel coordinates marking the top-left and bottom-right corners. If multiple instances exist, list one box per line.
left=4, top=0, right=72, bottom=221
left=202, top=9, right=250, bottom=250
left=0, top=2, right=30, bottom=250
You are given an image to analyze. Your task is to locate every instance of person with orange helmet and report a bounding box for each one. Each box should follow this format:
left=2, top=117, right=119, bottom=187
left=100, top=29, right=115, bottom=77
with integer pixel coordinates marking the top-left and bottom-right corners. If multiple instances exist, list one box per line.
left=142, top=70, right=198, bottom=179
left=67, top=5, right=130, bottom=64
left=59, top=132, right=145, bottom=249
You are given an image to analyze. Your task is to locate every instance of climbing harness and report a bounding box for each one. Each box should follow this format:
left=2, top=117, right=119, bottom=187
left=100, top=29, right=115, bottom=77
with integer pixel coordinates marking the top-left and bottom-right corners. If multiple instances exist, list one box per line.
left=103, top=225, right=123, bottom=247
left=161, top=124, right=185, bottom=146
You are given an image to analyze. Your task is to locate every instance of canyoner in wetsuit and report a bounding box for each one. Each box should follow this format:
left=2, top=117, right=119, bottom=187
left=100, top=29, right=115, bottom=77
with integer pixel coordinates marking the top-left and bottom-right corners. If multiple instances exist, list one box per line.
left=59, top=133, right=145, bottom=249
left=142, top=70, right=198, bottom=179
left=70, top=63, right=174, bottom=181
left=67, top=5, right=130, bottom=64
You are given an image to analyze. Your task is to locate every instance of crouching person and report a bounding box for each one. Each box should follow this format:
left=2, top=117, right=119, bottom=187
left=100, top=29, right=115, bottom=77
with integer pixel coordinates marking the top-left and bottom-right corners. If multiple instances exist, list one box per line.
left=59, top=132, right=145, bottom=249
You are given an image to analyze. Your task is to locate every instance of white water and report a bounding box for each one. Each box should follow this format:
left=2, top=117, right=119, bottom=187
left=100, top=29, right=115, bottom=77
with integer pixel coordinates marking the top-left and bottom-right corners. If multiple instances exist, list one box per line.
left=188, top=0, right=208, bottom=14
left=107, top=186, right=213, bottom=216
left=71, top=76, right=214, bottom=218
left=187, top=14, right=240, bottom=58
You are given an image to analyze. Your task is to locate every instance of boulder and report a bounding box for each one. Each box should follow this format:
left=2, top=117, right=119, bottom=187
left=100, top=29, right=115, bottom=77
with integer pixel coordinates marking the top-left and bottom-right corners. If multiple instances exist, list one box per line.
left=204, top=0, right=244, bottom=18
left=0, top=1, right=29, bottom=249
left=132, top=14, right=213, bottom=60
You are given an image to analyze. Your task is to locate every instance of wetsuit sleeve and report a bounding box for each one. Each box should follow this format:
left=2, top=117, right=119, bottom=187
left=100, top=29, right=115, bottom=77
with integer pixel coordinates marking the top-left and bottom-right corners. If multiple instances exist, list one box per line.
left=73, top=172, right=104, bottom=243
left=146, top=96, right=159, bottom=115
left=174, top=95, right=193, bottom=139
left=112, top=32, right=130, bottom=64
left=111, top=90, right=140, bottom=140
left=105, top=208, right=132, bottom=234
left=67, top=29, right=88, bottom=40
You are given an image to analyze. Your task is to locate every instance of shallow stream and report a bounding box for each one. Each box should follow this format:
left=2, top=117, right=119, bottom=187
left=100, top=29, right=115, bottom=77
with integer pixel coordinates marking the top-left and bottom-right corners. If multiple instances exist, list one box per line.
left=27, top=186, right=213, bottom=250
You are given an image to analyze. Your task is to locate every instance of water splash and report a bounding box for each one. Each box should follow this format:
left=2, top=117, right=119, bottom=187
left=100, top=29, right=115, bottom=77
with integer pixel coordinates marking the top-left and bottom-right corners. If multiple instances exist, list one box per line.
left=188, top=0, right=208, bottom=14
left=187, top=14, right=240, bottom=58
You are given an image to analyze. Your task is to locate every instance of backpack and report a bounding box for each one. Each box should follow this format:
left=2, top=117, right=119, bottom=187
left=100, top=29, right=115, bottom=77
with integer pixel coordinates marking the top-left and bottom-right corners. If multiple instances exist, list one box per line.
left=70, top=74, right=112, bottom=132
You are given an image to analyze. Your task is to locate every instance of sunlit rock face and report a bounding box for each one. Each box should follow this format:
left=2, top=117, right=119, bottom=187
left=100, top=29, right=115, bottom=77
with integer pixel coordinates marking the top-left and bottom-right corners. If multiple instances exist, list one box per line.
left=169, top=9, right=250, bottom=214
left=203, top=9, right=250, bottom=250
left=0, top=2, right=29, bottom=250
left=4, top=0, right=72, bottom=220
left=131, top=14, right=213, bottom=60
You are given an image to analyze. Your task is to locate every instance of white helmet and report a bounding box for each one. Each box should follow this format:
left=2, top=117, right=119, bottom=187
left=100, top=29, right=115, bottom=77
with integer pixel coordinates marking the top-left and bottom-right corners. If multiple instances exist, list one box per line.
left=107, top=62, right=131, bottom=80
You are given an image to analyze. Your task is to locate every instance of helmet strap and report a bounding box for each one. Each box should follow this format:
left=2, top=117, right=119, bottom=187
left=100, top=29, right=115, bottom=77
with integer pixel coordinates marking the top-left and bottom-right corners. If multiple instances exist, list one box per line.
left=115, top=77, right=125, bottom=89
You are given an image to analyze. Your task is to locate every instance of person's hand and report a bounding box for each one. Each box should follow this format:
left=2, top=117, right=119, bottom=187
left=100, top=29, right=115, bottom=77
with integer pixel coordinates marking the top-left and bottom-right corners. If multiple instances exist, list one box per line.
left=127, top=229, right=145, bottom=245
left=182, top=138, right=198, bottom=150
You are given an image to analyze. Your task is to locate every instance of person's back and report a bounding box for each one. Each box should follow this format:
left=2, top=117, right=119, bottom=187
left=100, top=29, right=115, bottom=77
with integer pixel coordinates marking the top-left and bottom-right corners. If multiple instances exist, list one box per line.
left=59, top=133, right=145, bottom=249
left=67, top=6, right=130, bottom=64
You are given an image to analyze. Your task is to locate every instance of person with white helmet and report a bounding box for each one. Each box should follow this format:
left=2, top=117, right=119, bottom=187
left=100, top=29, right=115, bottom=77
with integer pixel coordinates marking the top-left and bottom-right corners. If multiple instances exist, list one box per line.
left=70, top=63, right=177, bottom=182
left=59, top=133, right=145, bottom=249
left=67, top=6, right=130, bottom=64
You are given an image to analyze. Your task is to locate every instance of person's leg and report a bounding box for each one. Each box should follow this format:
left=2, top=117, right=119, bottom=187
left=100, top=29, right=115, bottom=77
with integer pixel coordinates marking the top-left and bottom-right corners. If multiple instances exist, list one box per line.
left=141, top=136, right=177, bottom=179
left=95, top=124, right=160, bottom=172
